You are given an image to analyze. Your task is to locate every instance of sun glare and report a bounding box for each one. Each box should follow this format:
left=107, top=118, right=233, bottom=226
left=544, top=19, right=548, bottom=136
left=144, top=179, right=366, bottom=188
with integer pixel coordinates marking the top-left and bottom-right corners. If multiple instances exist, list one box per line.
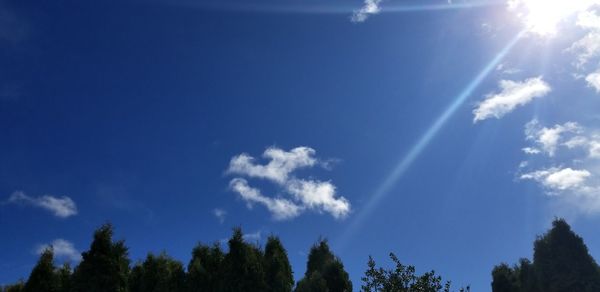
left=511, top=0, right=599, bottom=36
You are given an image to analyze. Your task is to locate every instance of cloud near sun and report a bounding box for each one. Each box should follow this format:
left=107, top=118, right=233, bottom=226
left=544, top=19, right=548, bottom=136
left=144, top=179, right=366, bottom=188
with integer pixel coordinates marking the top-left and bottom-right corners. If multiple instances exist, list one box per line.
left=226, top=146, right=351, bottom=220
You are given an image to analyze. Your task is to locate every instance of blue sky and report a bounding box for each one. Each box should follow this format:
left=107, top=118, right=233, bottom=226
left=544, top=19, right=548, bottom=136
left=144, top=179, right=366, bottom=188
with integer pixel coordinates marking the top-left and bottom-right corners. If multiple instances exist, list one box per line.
left=2, top=0, right=600, bottom=290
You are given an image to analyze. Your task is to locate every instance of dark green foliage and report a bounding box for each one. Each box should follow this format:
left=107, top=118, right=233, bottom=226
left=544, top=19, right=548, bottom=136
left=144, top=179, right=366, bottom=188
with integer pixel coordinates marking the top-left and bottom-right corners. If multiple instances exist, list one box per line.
left=492, top=218, right=600, bottom=292
left=533, top=219, right=600, bottom=292
left=222, top=228, right=267, bottom=292
left=2, top=281, right=25, bottom=292
left=491, top=263, right=519, bottom=292
left=264, top=236, right=294, bottom=292
left=295, top=239, right=352, bottom=292
left=71, top=223, right=130, bottom=292
left=24, top=248, right=58, bottom=292
left=56, top=263, right=72, bottom=292
left=5, top=222, right=478, bottom=292
left=187, top=243, right=224, bottom=291
left=295, top=272, right=328, bottom=292
left=361, top=253, right=468, bottom=292
left=129, top=252, right=185, bottom=292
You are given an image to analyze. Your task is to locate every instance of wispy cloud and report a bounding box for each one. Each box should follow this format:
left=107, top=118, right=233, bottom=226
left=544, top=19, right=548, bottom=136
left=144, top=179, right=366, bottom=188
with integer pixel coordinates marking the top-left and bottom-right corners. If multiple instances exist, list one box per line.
left=473, top=77, right=551, bottom=122
left=524, top=120, right=582, bottom=157
left=227, top=146, right=351, bottom=220
left=35, top=239, right=81, bottom=262
left=519, top=120, right=600, bottom=214
left=7, top=191, right=77, bottom=218
left=230, top=178, right=302, bottom=220
left=351, top=0, right=382, bottom=23
left=213, top=208, right=227, bottom=224
left=585, top=70, right=600, bottom=92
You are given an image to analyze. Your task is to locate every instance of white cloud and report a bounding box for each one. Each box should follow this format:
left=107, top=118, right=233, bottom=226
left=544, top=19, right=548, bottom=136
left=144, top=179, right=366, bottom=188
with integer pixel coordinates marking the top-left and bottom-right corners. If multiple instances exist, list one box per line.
left=585, top=71, right=600, bottom=92
left=36, top=239, right=81, bottom=262
left=243, top=230, right=261, bottom=242
left=570, top=32, right=600, bottom=68
left=521, top=167, right=591, bottom=191
left=519, top=121, right=600, bottom=213
left=522, top=147, right=541, bottom=154
left=228, top=147, right=316, bottom=184
left=473, top=77, right=551, bottom=122
left=227, top=147, right=351, bottom=220
left=286, top=179, right=351, bottom=219
left=351, top=0, right=382, bottom=23
left=577, top=9, right=600, bottom=30
left=230, top=178, right=302, bottom=220
left=525, top=120, right=581, bottom=156
left=213, top=208, right=227, bottom=224
left=7, top=191, right=77, bottom=218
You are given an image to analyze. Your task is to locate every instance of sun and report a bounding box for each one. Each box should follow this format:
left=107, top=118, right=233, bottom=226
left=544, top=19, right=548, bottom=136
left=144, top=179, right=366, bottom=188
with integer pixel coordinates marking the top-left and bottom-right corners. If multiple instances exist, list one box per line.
left=510, top=0, right=599, bottom=36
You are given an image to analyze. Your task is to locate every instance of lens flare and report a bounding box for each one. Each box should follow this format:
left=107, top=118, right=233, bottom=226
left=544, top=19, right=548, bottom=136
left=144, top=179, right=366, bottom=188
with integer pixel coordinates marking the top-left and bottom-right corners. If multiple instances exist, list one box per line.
left=335, top=31, right=526, bottom=248
left=509, top=0, right=599, bottom=36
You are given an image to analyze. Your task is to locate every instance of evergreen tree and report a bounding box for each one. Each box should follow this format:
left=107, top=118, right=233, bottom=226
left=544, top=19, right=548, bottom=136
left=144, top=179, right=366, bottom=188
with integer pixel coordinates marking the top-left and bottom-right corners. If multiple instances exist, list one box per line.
left=296, top=239, right=352, bottom=292
left=264, top=236, right=294, bottom=292
left=222, top=228, right=267, bottom=292
left=491, top=264, right=519, bottom=292
left=24, top=248, right=58, bottom=292
left=491, top=218, right=600, bottom=292
left=2, top=281, right=25, bottom=292
left=129, top=252, right=185, bottom=292
left=533, top=219, right=600, bottom=292
left=71, top=223, right=130, bottom=292
left=187, top=243, right=224, bottom=291
left=56, top=263, right=72, bottom=292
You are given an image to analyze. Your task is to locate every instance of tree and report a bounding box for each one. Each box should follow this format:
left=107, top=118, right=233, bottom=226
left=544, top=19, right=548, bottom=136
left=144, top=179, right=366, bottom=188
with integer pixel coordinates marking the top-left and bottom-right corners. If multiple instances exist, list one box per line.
left=491, top=218, right=600, bottom=292
left=56, top=263, right=72, bottom=292
left=222, top=228, right=267, bottom=292
left=491, top=264, right=519, bottom=292
left=24, top=248, right=58, bottom=292
left=264, top=236, right=294, bottom=292
left=361, top=253, right=468, bottom=292
left=129, top=252, right=185, bottom=292
left=2, top=281, right=25, bottom=292
left=187, top=243, right=224, bottom=291
left=533, top=219, right=600, bottom=292
left=296, top=239, right=352, bottom=292
left=71, top=223, right=130, bottom=292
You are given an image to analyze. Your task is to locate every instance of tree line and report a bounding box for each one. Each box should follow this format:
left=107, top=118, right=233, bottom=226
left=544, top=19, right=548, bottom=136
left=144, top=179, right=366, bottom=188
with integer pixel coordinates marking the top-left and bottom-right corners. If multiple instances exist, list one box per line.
left=1, top=223, right=468, bottom=292
left=5, top=218, right=597, bottom=291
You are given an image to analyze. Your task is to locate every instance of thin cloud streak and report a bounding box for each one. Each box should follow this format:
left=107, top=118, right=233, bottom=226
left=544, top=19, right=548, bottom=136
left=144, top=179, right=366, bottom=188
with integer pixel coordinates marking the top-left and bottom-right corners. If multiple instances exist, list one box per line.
left=166, top=0, right=499, bottom=15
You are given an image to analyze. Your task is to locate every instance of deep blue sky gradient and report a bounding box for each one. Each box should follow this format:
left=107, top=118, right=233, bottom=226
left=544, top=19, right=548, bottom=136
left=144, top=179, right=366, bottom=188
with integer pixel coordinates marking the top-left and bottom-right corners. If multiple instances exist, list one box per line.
left=2, top=0, right=600, bottom=290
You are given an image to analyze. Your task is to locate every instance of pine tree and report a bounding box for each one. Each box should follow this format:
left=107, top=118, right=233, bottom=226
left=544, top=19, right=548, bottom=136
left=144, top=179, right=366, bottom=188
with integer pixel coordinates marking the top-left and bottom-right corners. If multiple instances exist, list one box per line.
left=222, top=228, right=267, bottom=292
left=296, top=239, right=352, bottom=292
left=264, top=236, right=294, bottom=292
left=187, top=243, right=224, bottom=291
left=24, top=248, right=58, bottom=292
left=56, top=263, right=72, bottom=292
left=71, top=223, right=130, bottom=292
left=129, top=252, right=185, bottom=292
left=533, top=219, right=600, bottom=292
left=491, top=218, right=600, bottom=292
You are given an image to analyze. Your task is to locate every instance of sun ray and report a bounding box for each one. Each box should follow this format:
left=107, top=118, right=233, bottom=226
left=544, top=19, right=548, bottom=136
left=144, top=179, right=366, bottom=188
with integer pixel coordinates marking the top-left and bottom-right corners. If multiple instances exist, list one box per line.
left=335, top=30, right=527, bottom=249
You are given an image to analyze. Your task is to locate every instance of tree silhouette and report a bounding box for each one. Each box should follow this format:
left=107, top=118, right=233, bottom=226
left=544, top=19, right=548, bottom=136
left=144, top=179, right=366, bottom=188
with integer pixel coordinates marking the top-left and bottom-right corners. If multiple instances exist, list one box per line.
left=187, top=242, right=224, bottom=291
left=222, top=227, right=267, bottom=291
left=71, top=223, right=130, bottom=292
left=24, top=248, right=58, bottom=292
left=264, top=236, right=294, bottom=292
left=361, top=253, right=468, bottom=292
left=129, top=252, right=185, bottom=292
left=296, top=239, right=352, bottom=292
left=492, top=218, right=600, bottom=292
